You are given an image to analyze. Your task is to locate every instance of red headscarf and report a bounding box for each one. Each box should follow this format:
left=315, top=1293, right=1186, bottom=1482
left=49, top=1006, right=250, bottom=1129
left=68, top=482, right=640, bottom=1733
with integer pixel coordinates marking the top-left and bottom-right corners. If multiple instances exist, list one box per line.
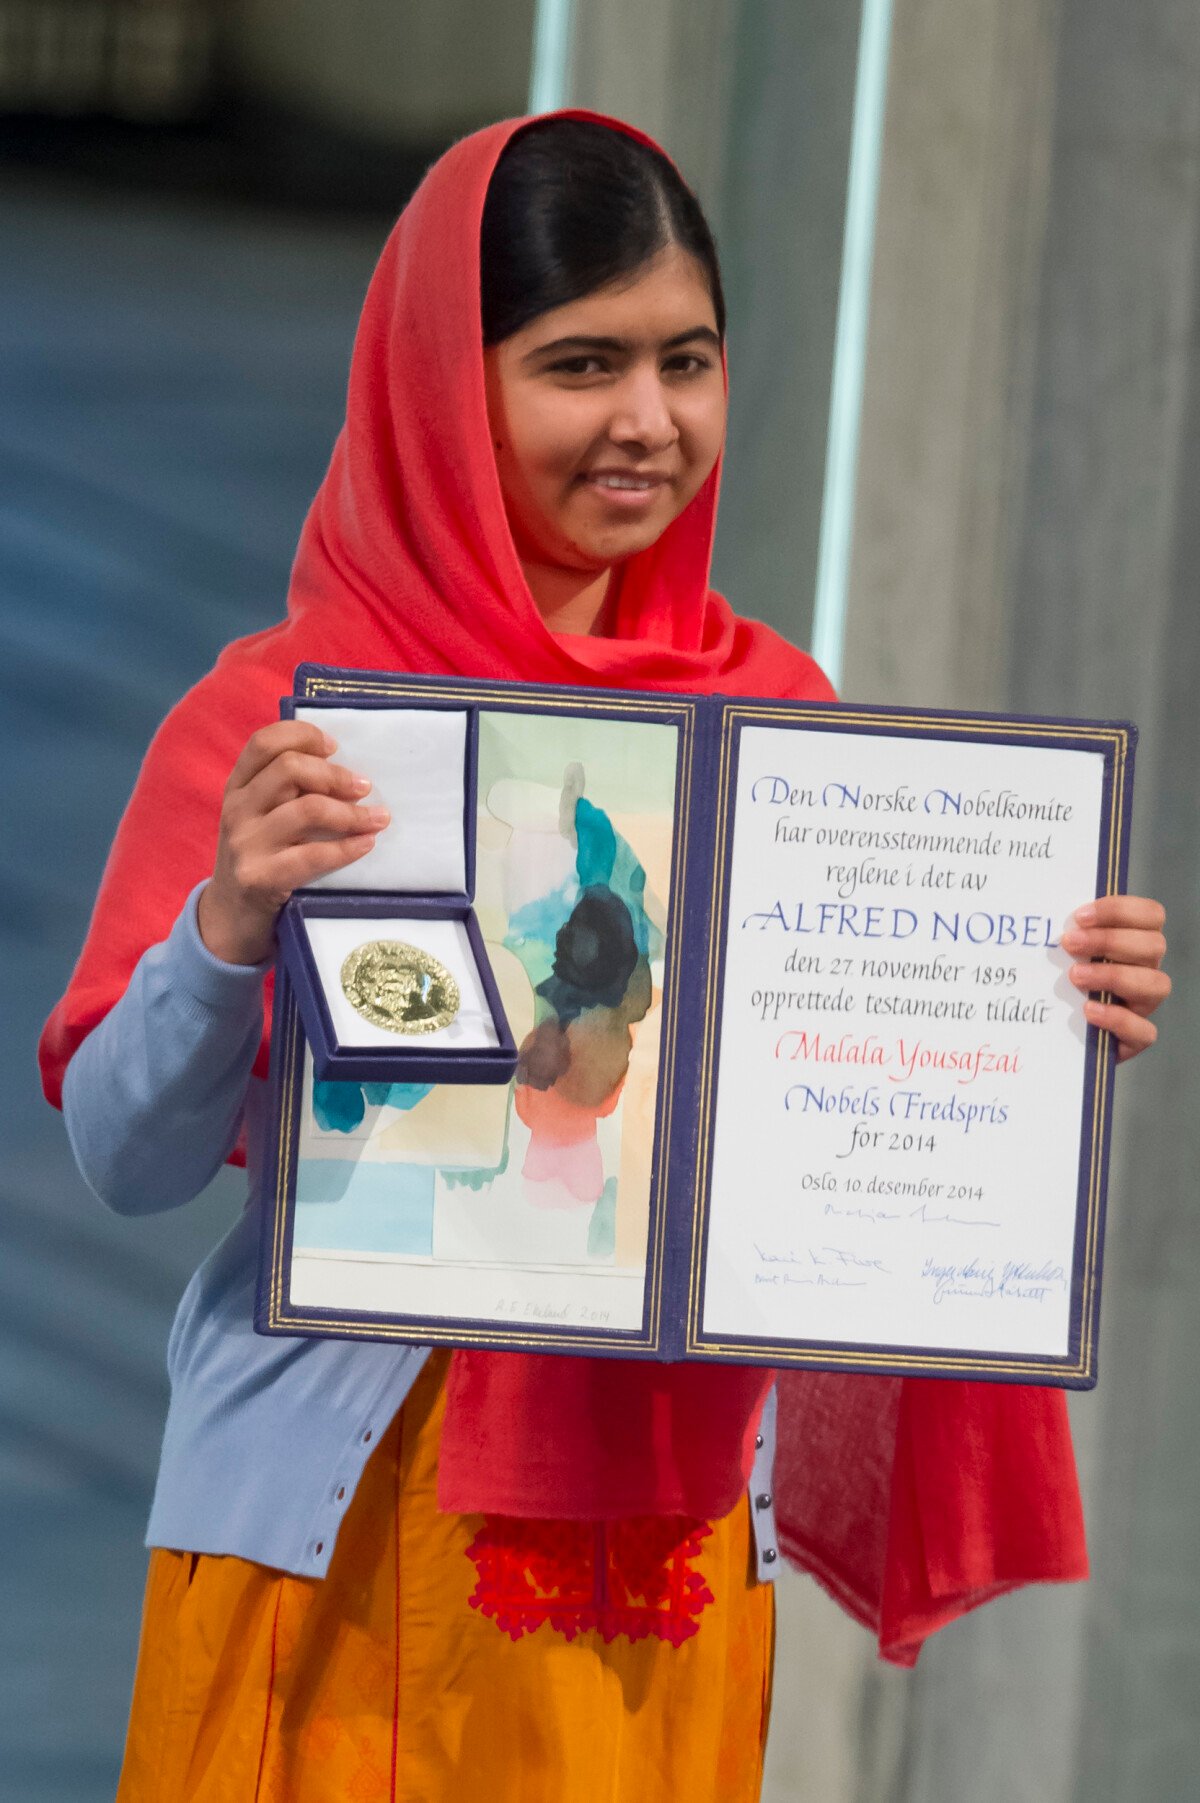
left=39, top=111, right=1086, bottom=1661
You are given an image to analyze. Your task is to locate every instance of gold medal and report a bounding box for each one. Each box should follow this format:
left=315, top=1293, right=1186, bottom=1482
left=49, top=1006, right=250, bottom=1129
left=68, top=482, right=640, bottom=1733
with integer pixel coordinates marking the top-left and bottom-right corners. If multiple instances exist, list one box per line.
left=340, top=939, right=461, bottom=1035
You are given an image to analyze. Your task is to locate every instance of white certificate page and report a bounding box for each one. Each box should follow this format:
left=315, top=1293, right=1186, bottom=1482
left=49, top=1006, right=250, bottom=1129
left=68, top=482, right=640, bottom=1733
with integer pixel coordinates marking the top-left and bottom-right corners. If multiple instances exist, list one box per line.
left=701, top=725, right=1106, bottom=1359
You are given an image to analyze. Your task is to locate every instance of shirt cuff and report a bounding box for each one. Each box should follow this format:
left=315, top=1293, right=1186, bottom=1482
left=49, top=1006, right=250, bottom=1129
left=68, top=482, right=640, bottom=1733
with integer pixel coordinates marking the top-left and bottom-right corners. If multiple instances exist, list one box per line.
left=168, top=881, right=273, bottom=1013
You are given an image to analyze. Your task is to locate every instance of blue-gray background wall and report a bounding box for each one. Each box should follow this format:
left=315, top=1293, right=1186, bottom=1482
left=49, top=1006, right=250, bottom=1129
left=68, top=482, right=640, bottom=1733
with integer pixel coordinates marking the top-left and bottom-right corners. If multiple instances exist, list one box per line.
left=1, top=178, right=399, bottom=1798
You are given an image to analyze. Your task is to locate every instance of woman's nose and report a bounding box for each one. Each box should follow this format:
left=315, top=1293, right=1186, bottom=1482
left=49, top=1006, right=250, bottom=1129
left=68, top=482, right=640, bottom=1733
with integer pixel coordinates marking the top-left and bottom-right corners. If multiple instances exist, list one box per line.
left=607, top=371, right=679, bottom=452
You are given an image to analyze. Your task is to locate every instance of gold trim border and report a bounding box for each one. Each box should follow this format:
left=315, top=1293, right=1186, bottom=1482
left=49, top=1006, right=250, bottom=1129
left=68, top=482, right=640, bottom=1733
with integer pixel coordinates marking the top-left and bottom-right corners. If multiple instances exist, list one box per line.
left=262, top=672, right=698, bottom=1352
left=686, top=704, right=1131, bottom=1380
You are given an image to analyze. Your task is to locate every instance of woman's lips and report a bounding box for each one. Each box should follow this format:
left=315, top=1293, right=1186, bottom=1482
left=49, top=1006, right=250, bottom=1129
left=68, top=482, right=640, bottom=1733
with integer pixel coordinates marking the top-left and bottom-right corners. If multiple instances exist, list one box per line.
left=577, top=471, right=671, bottom=508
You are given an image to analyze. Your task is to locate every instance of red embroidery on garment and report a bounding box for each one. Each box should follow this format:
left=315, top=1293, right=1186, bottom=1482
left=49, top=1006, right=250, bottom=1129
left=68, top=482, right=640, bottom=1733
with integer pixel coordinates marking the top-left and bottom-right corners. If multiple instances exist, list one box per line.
left=465, top=1515, right=715, bottom=1647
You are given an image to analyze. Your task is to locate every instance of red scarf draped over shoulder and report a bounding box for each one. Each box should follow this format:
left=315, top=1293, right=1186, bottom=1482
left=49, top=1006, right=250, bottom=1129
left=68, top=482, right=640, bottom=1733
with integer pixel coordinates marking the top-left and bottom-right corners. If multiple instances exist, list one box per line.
left=38, top=111, right=1086, bottom=1662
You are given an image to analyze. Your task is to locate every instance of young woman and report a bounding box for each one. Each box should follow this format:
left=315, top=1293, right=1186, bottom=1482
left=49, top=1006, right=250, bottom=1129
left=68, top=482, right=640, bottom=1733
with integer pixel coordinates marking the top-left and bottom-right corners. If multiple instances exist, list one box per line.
left=40, top=113, right=1170, bottom=1802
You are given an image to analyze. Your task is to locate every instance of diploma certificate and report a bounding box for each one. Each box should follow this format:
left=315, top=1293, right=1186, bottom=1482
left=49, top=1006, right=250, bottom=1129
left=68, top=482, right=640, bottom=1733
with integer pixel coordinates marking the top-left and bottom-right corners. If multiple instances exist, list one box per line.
left=690, top=704, right=1132, bottom=1384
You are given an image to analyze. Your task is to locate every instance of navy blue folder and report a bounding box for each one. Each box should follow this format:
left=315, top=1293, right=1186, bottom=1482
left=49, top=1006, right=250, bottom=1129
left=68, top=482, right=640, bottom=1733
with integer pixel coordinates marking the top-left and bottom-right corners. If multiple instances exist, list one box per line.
left=256, top=664, right=1135, bottom=1388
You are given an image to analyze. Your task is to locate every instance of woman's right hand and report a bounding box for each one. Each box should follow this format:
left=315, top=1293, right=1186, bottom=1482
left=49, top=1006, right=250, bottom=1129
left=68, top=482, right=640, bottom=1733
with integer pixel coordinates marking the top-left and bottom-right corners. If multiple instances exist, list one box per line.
left=197, top=721, right=389, bottom=966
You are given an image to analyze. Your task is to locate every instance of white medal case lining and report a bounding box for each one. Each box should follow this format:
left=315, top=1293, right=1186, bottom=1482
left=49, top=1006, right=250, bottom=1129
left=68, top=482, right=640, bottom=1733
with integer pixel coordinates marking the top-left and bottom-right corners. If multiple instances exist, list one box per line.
left=295, top=705, right=468, bottom=894
left=304, top=915, right=499, bottom=1051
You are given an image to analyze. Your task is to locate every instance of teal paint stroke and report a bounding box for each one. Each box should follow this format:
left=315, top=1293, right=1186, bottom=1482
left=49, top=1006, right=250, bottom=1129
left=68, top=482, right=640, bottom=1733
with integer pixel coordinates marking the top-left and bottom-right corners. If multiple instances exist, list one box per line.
left=578, top=797, right=661, bottom=961
left=575, top=794, right=616, bottom=885
left=312, top=1080, right=366, bottom=1134
left=587, top=1177, right=618, bottom=1259
left=312, top=1080, right=433, bottom=1134
left=362, top=1082, right=433, bottom=1112
left=294, top=1159, right=435, bottom=1256
left=607, top=834, right=659, bottom=960
left=442, top=1132, right=512, bottom=1192
left=505, top=879, right=577, bottom=991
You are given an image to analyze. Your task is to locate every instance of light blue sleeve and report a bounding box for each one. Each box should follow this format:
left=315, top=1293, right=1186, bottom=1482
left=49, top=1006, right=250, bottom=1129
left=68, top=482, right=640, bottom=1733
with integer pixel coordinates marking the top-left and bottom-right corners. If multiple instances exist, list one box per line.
left=61, top=882, right=272, bottom=1216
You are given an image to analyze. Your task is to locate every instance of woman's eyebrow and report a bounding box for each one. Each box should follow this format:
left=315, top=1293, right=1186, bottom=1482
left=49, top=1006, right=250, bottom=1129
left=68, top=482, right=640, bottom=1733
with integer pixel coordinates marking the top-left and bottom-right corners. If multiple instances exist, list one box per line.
left=525, top=325, right=721, bottom=362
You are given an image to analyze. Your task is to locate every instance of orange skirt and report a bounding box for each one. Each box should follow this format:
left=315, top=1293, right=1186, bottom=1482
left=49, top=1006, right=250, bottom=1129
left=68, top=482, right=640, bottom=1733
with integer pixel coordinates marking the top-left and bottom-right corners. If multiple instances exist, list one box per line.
left=117, top=1352, right=775, bottom=1802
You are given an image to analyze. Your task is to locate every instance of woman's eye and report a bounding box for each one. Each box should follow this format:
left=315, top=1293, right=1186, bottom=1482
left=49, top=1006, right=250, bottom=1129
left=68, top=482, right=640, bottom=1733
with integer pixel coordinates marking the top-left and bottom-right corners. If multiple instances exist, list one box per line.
left=549, top=356, right=607, bottom=376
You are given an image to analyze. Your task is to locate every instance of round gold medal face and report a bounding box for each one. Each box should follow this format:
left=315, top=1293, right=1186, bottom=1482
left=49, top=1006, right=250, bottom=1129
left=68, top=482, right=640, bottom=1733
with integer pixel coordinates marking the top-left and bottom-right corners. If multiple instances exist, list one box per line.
left=339, top=939, right=461, bottom=1035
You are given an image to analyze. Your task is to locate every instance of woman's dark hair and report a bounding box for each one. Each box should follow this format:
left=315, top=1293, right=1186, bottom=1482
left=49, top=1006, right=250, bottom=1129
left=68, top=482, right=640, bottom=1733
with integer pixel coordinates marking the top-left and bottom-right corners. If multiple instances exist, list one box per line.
left=480, top=119, right=725, bottom=346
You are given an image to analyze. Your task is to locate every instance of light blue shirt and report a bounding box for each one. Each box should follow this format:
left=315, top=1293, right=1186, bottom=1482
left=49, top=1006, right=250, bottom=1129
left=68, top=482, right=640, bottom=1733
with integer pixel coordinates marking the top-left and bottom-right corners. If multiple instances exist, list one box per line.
left=61, top=884, right=780, bottom=1579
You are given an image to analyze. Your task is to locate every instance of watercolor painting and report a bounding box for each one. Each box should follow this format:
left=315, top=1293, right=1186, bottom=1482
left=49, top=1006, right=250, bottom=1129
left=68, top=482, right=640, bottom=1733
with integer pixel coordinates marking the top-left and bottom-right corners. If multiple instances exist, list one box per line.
left=289, top=707, right=680, bottom=1298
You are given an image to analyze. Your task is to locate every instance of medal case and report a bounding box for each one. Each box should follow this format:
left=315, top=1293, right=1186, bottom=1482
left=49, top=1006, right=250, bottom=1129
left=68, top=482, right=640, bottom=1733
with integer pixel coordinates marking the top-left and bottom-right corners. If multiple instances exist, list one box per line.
left=274, top=696, right=518, bottom=1084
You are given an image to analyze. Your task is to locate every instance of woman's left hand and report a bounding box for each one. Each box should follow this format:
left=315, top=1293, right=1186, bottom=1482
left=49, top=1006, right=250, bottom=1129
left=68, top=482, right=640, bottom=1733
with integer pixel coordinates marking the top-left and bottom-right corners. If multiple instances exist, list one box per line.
left=1060, top=895, right=1170, bottom=1062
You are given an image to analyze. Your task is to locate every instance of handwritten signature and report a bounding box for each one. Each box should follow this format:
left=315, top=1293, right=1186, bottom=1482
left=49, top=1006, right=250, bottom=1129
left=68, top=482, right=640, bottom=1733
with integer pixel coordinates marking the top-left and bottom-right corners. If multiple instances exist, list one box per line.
left=755, top=1243, right=891, bottom=1276
left=920, top=1256, right=1066, bottom=1305
left=822, top=1201, right=1001, bottom=1229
